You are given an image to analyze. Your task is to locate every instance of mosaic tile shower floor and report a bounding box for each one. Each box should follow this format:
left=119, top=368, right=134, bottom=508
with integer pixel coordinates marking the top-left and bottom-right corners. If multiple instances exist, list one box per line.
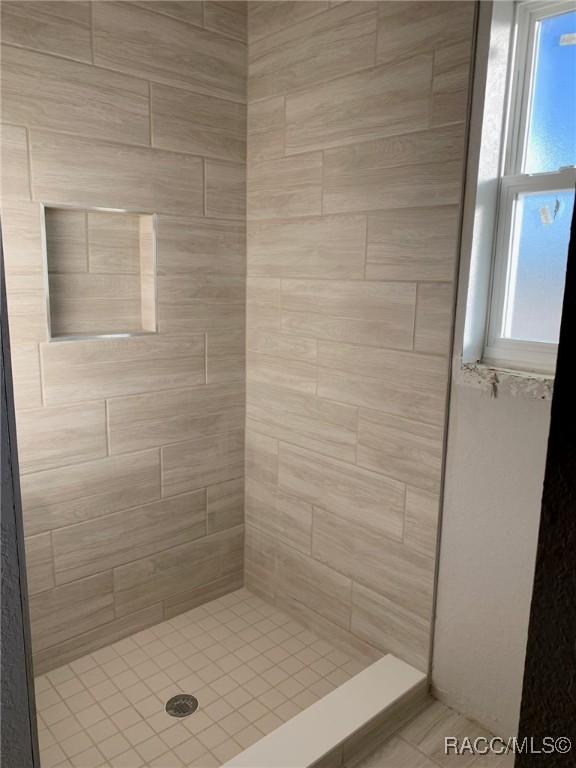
left=36, top=588, right=369, bottom=768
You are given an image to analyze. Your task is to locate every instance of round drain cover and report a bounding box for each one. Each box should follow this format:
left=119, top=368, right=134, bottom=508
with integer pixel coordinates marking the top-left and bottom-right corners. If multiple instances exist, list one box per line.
left=165, top=694, right=199, bottom=718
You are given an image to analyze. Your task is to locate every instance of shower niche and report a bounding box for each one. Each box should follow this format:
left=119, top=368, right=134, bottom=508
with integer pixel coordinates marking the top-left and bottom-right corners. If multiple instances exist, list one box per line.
left=43, top=205, right=157, bottom=339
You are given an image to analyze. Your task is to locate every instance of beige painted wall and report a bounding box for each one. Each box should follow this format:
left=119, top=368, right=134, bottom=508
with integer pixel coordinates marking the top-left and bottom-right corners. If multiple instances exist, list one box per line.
left=244, top=1, right=476, bottom=669
left=1, top=0, right=247, bottom=673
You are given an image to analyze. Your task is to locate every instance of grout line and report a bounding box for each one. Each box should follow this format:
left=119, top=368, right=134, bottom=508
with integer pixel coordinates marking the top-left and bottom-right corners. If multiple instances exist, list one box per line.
left=37, top=343, right=46, bottom=407
left=89, top=0, right=95, bottom=65
left=148, top=80, right=154, bottom=147
left=24, top=126, right=34, bottom=200
left=104, top=399, right=110, bottom=455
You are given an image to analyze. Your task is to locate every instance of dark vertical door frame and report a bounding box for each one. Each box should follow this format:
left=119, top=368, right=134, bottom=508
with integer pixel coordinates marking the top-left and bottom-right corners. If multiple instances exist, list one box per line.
left=1, top=226, right=39, bottom=768
left=516, top=202, right=576, bottom=765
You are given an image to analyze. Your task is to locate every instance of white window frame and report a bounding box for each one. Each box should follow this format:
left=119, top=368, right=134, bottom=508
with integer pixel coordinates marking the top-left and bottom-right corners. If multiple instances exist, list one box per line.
left=483, top=0, right=576, bottom=374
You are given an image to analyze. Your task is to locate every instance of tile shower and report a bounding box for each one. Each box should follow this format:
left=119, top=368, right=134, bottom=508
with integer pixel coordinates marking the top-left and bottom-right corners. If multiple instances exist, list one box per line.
left=0, top=1, right=476, bottom=766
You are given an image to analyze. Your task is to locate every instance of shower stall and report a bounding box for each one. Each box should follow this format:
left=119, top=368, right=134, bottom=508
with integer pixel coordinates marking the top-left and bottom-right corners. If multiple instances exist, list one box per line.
left=1, top=1, right=477, bottom=766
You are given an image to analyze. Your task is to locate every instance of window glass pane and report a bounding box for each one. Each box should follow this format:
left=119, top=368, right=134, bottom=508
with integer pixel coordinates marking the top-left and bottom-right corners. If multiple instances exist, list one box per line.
left=504, top=189, right=574, bottom=343
left=524, top=10, right=576, bottom=173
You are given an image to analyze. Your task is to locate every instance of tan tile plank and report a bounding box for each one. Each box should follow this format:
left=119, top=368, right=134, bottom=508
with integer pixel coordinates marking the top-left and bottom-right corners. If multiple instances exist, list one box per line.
left=358, top=409, right=444, bottom=493
left=248, top=1, right=330, bottom=44
left=246, top=351, right=317, bottom=395
left=21, top=450, right=161, bottom=536
left=30, top=572, right=114, bottom=652
left=52, top=491, right=207, bottom=584
left=205, top=159, right=246, bottom=220
left=248, top=215, right=366, bottom=279
left=113, top=526, right=244, bottom=616
left=414, top=282, right=454, bottom=357
left=10, top=343, right=42, bottom=411
left=317, top=341, right=448, bottom=425
left=16, top=402, right=106, bottom=475
left=249, top=2, right=376, bottom=101
left=245, top=428, right=278, bottom=486
left=405, top=487, right=440, bottom=557
left=93, top=1, right=245, bottom=102
left=0, top=124, right=30, bottom=201
left=285, top=53, right=430, bottom=154
left=245, top=477, right=312, bottom=554
left=431, top=40, right=473, bottom=127
left=40, top=335, right=205, bottom=404
left=152, top=84, right=245, bottom=162
left=248, top=152, right=322, bottom=220
left=313, top=508, right=434, bottom=621
left=204, top=1, right=247, bottom=42
left=30, top=130, right=204, bottom=216
left=161, top=430, right=244, bottom=496
left=247, top=96, right=285, bottom=162
left=207, top=478, right=244, bottom=533
left=1, top=46, right=150, bottom=145
left=278, top=443, right=404, bottom=540
left=133, top=1, right=203, bottom=27
left=25, top=533, right=54, bottom=596
left=1, top=1, right=91, bottom=62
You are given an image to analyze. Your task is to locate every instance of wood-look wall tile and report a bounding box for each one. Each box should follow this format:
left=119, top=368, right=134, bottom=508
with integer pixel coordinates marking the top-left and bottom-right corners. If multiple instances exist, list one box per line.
left=323, top=123, right=465, bottom=214
left=133, top=1, right=203, bottom=27
left=246, top=478, right=312, bottom=554
left=1, top=1, right=91, bottom=62
left=16, top=401, right=106, bottom=475
left=4, top=272, right=47, bottom=343
left=204, top=1, right=247, bottom=42
left=246, top=350, right=317, bottom=394
left=248, top=1, right=330, bottom=44
left=46, top=208, right=88, bottom=274
left=108, top=383, right=243, bottom=454
left=93, top=1, right=246, bottom=102
left=285, top=53, right=430, bottom=154
left=87, top=212, right=141, bottom=274
left=376, top=1, right=476, bottom=65
left=40, top=335, right=205, bottom=404
left=248, top=152, right=322, bottom=220
left=245, top=428, right=278, bottom=485
left=313, top=508, right=434, bottom=621
left=157, top=274, right=245, bottom=335
left=207, top=328, right=245, bottom=384
left=366, top=206, right=459, bottom=282
left=247, top=382, right=358, bottom=463
left=30, top=131, right=204, bottom=216
left=1, top=201, right=44, bottom=275
left=248, top=215, right=366, bottom=279
left=25, top=533, right=54, bottom=595
left=278, top=443, right=404, bottom=540
left=30, top=572, right=114, bottom=652
left=156, top=215, right=245, bottom=276
left=10, top=343, right=42, bottom=411
left=162, top=430, right=244, bottom=496
left=247, top=96, right=284, bottom=162
left=52, top=491, right=207, bottom=584
left=281, top=279, right=416, bottom=351
left=114, top=526, right=244, bottom=616
left=405, top=487, right=440, bottom=557
left=247, top=277, right=281, bottom=306
left=431, top=40, right=472, bottom=127
left=276, top=544, right=352, bottom=630
left=244, top=524, right=276, bottom=599
left=351, top=582, right=429, bottom=671
left=164, top=572, right=243, bottom=619
left=414, top=283, right=454, bottom=356
left=205, top=160, right=246, bottom=220
left=48, top=273, right=142, bottom=336
left=249, top=2, right=376, bottom=101
left=207, top=478, right=244, bottom=533
left=152, top=84, right=246, bottom=162
left=247, top=330, right=316, bottom=363
left=1, top=46, right=150, bottom=145
left=0, top=124, right=30, bottom=200
left=21, top=450, right=161, bottom=537
left=33, top=604, right=164, bottom=675
left=358, top=409, right=444, bottom=493
left=159, top=296, right=245, bottom=334
left=317, top=342, right=448, bottom=425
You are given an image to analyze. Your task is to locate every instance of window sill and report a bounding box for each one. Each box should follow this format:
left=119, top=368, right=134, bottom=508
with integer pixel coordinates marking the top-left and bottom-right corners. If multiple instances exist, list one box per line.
left=455, top=360, right=554, bottom=401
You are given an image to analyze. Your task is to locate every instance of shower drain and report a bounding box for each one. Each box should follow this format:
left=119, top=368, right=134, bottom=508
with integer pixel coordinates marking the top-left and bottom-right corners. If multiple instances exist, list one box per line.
left=165, top=694, right=199, bottom=718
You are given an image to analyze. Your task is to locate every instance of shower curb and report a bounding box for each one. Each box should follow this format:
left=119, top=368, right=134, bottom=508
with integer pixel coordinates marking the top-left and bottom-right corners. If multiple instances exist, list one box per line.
left=222, top=654, right=428, bottom=768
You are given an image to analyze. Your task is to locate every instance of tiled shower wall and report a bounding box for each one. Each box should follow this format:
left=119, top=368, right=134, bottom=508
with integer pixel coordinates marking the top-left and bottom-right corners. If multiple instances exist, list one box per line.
left=244, top=0, right=476, bottom=671
left=1, top=0, right=247, bottom=673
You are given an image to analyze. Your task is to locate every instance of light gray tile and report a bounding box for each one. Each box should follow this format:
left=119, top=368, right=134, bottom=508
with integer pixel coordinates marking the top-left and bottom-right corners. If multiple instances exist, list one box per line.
left=278, top=443, right=404, bottom=541
left=161, top=430, right=244, bottom=496
left=52, top=491, right=207, bottom=584
left=152, top=84, right=245, bottom=162
left=245, top=477, right=312, bottom=554
left=21, top=450, right=161, bottom=536
left=16, top=402, right=106, bottom=474
left=93, top=1, right=245, bottom=102
left=30, top=130, right=204, bottom=216
left=2, top=45, right=150, bottom=145
left=207, top=478, right=244, bottom=533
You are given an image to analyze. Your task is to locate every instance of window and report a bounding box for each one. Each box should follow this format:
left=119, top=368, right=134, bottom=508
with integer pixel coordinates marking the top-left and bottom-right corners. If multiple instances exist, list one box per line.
left=482, top=1, right=576, bottom=374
